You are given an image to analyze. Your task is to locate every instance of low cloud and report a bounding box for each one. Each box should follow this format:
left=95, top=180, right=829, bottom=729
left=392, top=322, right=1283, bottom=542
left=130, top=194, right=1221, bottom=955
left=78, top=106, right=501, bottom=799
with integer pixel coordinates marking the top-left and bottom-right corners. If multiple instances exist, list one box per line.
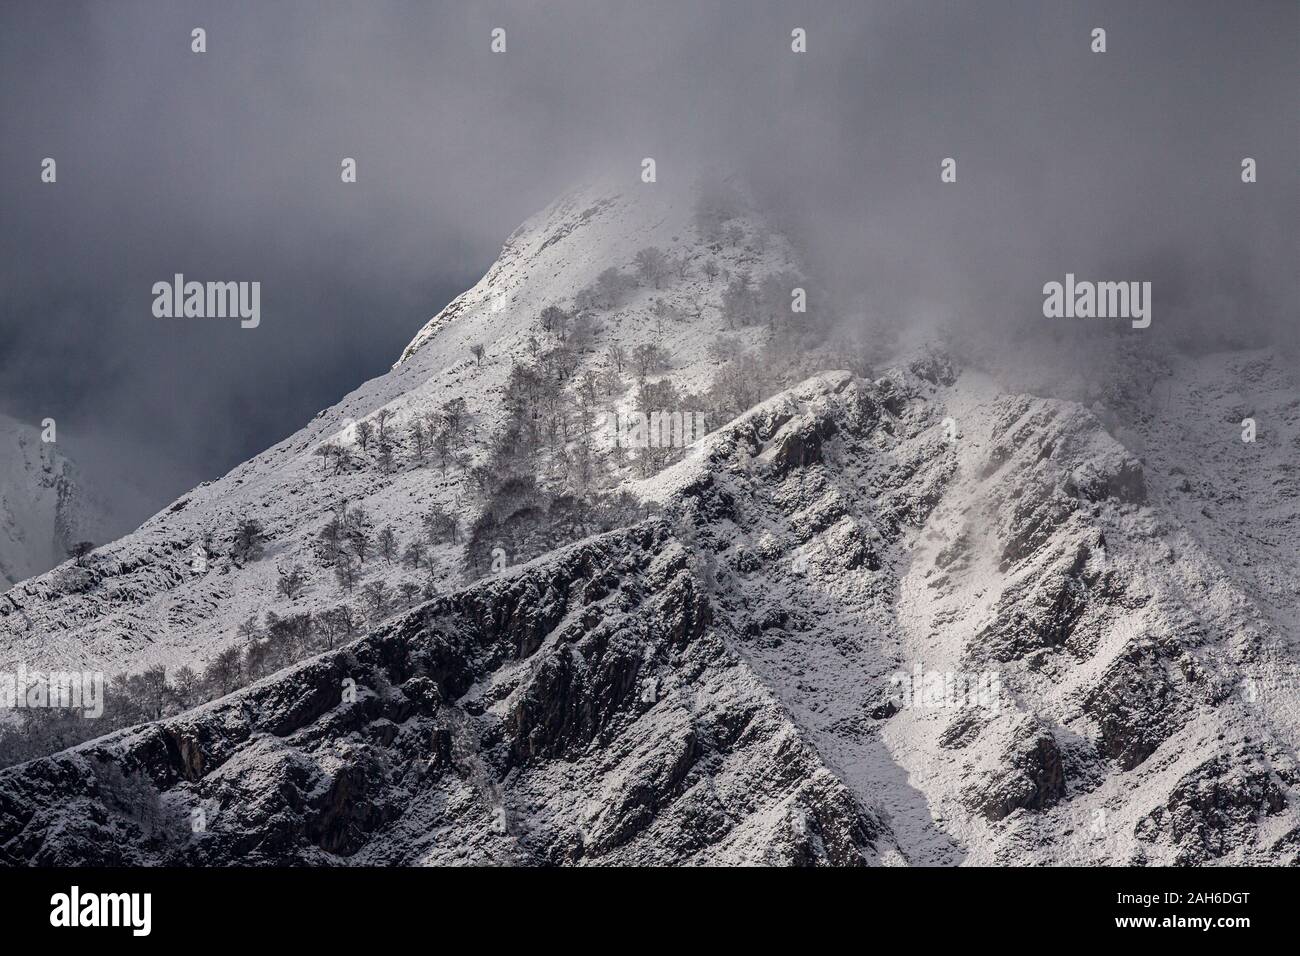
left=0, top=0, right=1293, bottom=526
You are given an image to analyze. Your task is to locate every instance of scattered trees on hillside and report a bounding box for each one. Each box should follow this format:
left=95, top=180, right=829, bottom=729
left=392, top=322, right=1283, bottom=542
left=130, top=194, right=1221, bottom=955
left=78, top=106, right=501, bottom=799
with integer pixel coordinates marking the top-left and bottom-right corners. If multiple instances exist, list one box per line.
left=315, top=443, right=337, bottom=471
left=431, top=429, right=455, bottom=475
left=402, top=538, right=429, bottom=571
left=207, top=646, right=244, bottom=696
left=315, top=441, right=357, bottom=475
left=231, top=518, right=266, bottom=563
left=708, top=334, right=744, bottom=363
left=333, top=444, right=354, bottom=474
left=442, top=398, right=468, bottom=436
left=631, top=377, right=700, bottom=477
left=707, top=352, right=778, bottom=423
left=376, top=526, right=398, bottom=563
left=376, top=437, right=395, bottom=474
left=424, top=505, right=460, bottom=545
left=0, top=592, right=435, bottom=769
left=276, top=563, right=308, bottom=600
left=568, top=312, right=600, bottom=352
left=408, top=419, right=428, bottom=462
left=355, top=420, right=374, bottom=453
left=631, top=342, right=671, bottom=380
left=722, top=272, right=758, bottom=328
left=340, top=506, right=371, bottom=563
left=464, top=486, right=650, bottom=577
left=540, top=305, right=569, bottom=339
left=282, top=236, right=830, bottom=601
left=606, top=344, right=626, bottom=373
left=309, top=395, right=476, bottom=481
left=592, top=268, right=633, bottom=310
left=171, top=665, right=203, bottom=710
left=598, top=363, right=624, bottom=397
left=634, top=246, right=672, bottom=288
left=360, top=581, right=390, bottom=623
left=333, top=554, right=360, bottom=592
left=326, top=605, right=363, bottom=646
left=577, top=371, right=599, bottom=414
left=398, top=581, right=421, bottom=608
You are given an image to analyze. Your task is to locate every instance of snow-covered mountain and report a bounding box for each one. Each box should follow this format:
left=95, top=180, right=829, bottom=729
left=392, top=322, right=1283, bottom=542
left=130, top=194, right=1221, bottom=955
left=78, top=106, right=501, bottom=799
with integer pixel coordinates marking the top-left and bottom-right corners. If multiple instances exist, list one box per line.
left=0, top=415, right=110, bottom=591
left=0, top=175, right=800, bottom=676
left=1, top=179, right=1297, bottom=866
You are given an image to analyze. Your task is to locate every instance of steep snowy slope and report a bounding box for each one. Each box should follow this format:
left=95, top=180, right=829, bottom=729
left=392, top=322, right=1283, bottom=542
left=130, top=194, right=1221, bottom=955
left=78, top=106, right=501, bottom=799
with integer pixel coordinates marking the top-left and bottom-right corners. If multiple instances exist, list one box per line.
left=0, top=517, right=891, bottom=866
left=2, top=356, right=1295, bottom=865
left=637, top=356, right=1298, bottom=865
left=881, top=357, right=1298, bottom=865
left=1135, top=350, right=1299, bottom=651
left=0, top=176, right=799, bottom=676
left=0, top=415, right=110, bottom=591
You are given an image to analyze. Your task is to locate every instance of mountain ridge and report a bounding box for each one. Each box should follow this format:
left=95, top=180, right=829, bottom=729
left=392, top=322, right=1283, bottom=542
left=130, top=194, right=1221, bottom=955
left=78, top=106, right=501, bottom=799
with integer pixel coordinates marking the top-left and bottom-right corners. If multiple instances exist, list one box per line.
left=0, top=175, right=799, bottom=676
left=2, top=357, right=1296, bottom=864
left=1, top=178, right=1296, bottom=866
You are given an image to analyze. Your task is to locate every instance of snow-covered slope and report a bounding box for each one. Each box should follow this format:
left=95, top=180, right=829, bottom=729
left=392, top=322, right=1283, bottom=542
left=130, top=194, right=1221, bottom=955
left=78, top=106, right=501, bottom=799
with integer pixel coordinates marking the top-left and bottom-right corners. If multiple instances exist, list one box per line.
left=1, top=178, right=1295, bottom=866
left=0, top=416, right=109, bottom=591
left=0, top=176, right=797, bottom=675
left=2, top=356, right=1295, bottom=865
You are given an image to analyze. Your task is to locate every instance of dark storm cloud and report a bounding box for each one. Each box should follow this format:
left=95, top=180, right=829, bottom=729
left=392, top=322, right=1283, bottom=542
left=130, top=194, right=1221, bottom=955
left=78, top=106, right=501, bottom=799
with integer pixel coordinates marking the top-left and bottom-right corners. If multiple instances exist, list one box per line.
left=1, top=0, right=1294, bottom=528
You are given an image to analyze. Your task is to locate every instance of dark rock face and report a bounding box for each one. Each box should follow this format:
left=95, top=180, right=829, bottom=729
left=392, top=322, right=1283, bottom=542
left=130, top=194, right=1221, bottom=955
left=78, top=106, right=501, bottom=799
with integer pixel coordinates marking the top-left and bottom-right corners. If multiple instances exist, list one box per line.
left=965, top=725, right=1067, bottom=822
left=1067, top=459, right=1147, bottom=506
left=1083, top=646, right=1188, bottom=771
left=975, top=564, right=1090, bottom=663
left=998, top=484, right=1078, bottom=569
left=767, top=416, right=836, bottom=477
left=908, top=353, right=957, bottom=388
left=1135, top=748, right=1294, bottom=864
left=0, top=520, right=886, bottom=866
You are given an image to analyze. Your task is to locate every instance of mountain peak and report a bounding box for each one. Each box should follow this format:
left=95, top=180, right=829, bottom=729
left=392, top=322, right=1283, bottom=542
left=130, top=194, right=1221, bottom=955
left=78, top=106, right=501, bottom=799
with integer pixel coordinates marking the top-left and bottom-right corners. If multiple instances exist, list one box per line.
left=397, top=173, right=768, bottom=366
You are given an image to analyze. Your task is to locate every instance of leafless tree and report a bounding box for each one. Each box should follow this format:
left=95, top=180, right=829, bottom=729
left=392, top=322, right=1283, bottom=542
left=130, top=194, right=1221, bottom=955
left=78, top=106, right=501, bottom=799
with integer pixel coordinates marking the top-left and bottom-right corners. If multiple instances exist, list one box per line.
left=355, top=420, right=375, bottom=452
left=67, top=541, right=95, bottom=566
left=634, top=246, right=672, bottom=288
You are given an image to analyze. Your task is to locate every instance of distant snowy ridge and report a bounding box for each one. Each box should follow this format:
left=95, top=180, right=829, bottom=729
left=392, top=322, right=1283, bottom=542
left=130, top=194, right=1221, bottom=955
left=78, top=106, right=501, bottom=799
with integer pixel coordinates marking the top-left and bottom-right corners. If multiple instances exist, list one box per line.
left=0, top=415, right=109, bottom=591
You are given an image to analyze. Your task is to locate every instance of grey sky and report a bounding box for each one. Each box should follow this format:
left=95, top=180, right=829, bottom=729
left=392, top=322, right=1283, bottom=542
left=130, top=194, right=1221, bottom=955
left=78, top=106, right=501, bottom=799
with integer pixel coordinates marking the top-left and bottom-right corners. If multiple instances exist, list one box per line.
left=1, top=0, right=1294, bottom=530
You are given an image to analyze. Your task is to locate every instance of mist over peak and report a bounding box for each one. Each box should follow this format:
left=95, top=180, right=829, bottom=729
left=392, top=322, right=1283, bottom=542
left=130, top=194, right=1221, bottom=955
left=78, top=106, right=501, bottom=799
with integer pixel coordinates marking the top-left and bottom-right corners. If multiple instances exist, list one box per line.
left=2, top=1, right=1292, bottom=529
